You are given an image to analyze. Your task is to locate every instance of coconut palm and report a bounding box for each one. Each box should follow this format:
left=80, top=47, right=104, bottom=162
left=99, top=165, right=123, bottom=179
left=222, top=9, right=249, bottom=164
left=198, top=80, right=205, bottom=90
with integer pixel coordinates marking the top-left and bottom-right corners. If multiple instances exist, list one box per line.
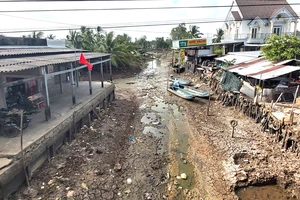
left=47, top=34, right=56, bottom=39
left=188, top=25, right=203, bottom=38
left=213, top=28, right=224, bottom=43
left=66, top=30, right=82, bottom=49
left=170, top=23, right=189, bottom=40
left=28, top=31, right=44, bottom=39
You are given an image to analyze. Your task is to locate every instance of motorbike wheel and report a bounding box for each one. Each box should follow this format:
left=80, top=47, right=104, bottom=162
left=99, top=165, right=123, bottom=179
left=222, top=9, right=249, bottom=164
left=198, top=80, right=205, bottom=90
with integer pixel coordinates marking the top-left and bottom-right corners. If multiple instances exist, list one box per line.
left=1, top=124, right=19, bottom=138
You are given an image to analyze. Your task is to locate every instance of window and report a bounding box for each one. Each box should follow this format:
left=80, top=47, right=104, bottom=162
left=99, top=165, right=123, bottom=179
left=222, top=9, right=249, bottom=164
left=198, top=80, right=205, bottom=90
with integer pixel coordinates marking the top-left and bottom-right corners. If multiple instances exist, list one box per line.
left=251, top=28, right=258, bottom=38
left=273, top=27, right=282, bottom=35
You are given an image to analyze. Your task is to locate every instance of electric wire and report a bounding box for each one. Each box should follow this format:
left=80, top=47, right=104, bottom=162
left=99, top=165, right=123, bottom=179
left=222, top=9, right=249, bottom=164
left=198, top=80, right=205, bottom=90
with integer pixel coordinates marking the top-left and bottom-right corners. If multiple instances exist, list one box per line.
left=0, top=3, right=299, bottom=13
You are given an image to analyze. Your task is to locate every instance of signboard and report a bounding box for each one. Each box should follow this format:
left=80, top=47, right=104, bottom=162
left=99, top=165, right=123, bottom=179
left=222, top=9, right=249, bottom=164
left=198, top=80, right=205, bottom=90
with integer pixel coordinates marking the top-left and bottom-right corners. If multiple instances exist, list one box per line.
left=178, top=38, right=207, bottom=48
left=188, top=39, right=206, bottom=46
left=180, top=49, right=185, bottom=63
left=179, top=40, right=188, bottom=48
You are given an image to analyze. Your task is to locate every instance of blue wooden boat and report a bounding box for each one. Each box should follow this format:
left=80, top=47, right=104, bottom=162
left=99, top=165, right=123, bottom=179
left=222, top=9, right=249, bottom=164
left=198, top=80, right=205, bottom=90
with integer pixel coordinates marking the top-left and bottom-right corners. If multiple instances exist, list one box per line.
left=168, top=87, right=195, bottom=100
left=184, top=86, right=209, bottom=98
left=169, top=77, right=191, bottom=85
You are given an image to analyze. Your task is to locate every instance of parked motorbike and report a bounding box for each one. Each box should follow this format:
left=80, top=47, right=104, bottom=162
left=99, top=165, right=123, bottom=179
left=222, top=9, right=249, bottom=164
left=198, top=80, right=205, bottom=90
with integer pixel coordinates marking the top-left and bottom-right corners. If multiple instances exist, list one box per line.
left=0, top=108, right=30, bottom=138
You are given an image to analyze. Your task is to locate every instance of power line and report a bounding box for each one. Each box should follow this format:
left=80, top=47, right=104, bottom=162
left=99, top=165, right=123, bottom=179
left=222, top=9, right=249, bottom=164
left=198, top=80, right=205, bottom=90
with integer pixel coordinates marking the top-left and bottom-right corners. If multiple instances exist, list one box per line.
left=0, top=20, right=227, bottom=34
left=0, top=15, right=298, bottom=34
left=0, top=3, right=300, bottom=13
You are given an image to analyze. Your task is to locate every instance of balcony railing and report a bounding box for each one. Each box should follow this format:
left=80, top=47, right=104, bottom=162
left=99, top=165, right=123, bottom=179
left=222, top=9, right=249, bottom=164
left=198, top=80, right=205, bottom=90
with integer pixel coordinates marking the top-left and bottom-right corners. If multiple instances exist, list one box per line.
left=221, top=32, right=299, bottom=44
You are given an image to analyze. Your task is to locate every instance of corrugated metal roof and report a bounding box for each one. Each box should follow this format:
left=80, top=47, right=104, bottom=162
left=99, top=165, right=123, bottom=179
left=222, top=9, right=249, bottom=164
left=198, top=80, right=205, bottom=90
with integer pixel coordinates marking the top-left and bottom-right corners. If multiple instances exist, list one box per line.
left=0, top=52, right=110, bottom=73
left=215, top=51, right=262, bottom=64
left=0, top=48, right=86, bottom=56
left=226, top=57, right=300, bottom=80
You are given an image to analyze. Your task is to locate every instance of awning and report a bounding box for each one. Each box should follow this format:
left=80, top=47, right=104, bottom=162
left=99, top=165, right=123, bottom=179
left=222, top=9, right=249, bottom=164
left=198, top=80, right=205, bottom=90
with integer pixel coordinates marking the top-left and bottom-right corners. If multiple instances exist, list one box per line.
left=250, top=65, right=300, bottom=80
left=225, top=57, right=300, bottom=80
left=0, top=52, right=110, bottom=73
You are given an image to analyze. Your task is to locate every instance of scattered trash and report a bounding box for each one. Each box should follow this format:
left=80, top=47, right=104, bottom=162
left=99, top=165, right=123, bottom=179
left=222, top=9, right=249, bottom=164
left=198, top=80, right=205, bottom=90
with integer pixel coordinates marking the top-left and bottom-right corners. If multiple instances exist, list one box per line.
left=66, top=187, right=70, bottom=191
left=178, top=186, right=183, bottom=190
left=127, top=178, right=132, bottom=184
left=180, top=173, right=187, bottom=180
left=130, top=126, right=134, bottom=128
left=161, top=118, right=165, bottom=122
left=176, top=176, right=181, bottom=180
left=152, top=121, right=162, bottom=125
left=129, top=137, right=135, bottom=143
left=144, top=193, right=152, bottom=200
left=41, top=186, right=45, bottom=190
left=114, top=162, right=122, bottom=171
left=81, top=182, right=88, bottom=190
left=183, top=159, right=187, bottom=164
left=174, top=180, right=179, bottom=185
left=48, top=180, right=54, bottom=185
left=66, top=190, right=74, bottom=198
left=166, top=173, right=170, bottom=179
left=117, top=192, right=122, bottom=196
left=124, top=189, right=131, bottom=194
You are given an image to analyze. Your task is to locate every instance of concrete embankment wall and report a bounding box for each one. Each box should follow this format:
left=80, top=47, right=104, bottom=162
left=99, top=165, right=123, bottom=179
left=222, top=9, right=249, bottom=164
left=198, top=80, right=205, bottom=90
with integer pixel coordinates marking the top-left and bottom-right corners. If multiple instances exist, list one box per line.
left=0, top=84, right=115, bottom=199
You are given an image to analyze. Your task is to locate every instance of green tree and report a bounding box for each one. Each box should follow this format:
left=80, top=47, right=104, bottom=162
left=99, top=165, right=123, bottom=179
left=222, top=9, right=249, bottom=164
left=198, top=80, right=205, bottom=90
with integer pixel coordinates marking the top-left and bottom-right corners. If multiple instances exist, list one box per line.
left=213, top=28, right=224, bottom=43
left=27, top=31, right=44, bottom=39
left=170, top=23, right=189, bottom=40
left=47, top=34, right=56, bottom=39
left=66, top=30, right=82, bottom=49
left=98, top=31, right=143, bottom=68
left=262, top=34, right=300, bottom=61
left=187, top=25, right=202, bottom=38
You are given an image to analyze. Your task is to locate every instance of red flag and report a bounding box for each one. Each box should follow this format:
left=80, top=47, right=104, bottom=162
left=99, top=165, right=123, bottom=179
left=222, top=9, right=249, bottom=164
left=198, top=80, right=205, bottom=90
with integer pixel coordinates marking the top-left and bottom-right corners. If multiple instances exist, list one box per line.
left=79, top=53, right=93, bottom=71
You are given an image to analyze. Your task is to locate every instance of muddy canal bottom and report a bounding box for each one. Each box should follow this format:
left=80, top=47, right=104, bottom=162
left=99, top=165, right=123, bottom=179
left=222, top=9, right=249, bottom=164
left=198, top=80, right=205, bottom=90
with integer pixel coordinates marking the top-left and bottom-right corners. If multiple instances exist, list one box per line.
left=236, top=185, right=294, bottom=200
left=141, top=99, right=195, bottom=199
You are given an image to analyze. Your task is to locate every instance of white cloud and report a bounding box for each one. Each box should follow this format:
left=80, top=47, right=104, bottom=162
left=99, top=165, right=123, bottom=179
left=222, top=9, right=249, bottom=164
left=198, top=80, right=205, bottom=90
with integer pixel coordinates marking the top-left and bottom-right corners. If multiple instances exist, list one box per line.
left=0, top=0, right=299, bottom=41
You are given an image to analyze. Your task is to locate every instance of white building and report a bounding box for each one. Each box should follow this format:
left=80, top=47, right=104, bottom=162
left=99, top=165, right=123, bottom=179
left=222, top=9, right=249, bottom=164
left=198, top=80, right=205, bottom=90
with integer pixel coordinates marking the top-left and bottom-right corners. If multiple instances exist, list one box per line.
left=221, top=0, right=298, bottom=51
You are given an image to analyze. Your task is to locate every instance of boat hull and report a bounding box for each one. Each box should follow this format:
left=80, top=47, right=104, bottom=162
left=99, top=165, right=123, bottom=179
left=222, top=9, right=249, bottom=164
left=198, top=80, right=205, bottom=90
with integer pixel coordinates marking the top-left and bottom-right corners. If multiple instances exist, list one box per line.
left=184, top=86, right=209, bottom=98
left=169, top=77, right=191, bottom=85
left=167, top=88, right=195, bottom=100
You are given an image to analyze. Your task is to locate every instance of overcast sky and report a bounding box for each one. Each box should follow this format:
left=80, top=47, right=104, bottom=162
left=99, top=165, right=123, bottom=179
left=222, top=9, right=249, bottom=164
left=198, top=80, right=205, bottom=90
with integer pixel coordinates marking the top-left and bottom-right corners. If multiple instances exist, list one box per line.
left=0, top=0, right=299, bottom=41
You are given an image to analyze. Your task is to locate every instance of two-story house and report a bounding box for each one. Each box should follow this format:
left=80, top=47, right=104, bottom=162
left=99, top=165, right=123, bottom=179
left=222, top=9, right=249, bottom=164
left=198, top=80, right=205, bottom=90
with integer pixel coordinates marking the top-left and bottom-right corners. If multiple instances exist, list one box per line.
left=221, top=0, right=298, bottom=51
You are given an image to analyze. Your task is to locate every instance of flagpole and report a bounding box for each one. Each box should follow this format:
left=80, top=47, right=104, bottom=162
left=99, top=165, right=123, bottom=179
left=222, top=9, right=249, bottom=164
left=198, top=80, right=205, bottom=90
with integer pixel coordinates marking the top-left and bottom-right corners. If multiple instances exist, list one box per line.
left=88, top=58, right=92, bottom=95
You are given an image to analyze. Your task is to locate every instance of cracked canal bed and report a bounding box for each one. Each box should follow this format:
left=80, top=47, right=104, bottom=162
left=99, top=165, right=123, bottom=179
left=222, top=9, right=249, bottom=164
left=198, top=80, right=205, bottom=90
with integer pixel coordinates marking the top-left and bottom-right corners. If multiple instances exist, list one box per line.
left=141, top=100, right=195, bottom=199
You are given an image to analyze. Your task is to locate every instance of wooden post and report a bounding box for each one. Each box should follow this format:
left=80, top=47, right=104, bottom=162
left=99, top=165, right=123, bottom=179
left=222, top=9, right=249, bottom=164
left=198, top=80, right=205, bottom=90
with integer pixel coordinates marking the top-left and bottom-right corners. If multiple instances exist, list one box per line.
left=291, top=85, right=299, bottom=124
left=70, top=63, right=76, bottom=105
left=43, top=67, right=51, bottom=120
left=20, top=110, right=30, bottom=187
left=109, top=59, right=112, bottom=82
left=101, top=59, right=104, bottom=88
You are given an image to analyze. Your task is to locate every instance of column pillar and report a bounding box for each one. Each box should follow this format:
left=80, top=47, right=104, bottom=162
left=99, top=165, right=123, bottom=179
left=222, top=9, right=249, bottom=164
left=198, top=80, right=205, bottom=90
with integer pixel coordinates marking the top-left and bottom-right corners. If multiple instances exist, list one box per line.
left=109, top=59, right=112, bottom=82
left=294, top=20, right=298, bottom=35
left=100, top=58, right=104, bottom=88
left=43, top=67, right=51, bottom=121
left=270, top=20, right=274, bottom=35
left=287, top=20, right=292, bottom=33
left=58, top=66, right=63, bottom=94
left=70, top=63, right=76, bottom=105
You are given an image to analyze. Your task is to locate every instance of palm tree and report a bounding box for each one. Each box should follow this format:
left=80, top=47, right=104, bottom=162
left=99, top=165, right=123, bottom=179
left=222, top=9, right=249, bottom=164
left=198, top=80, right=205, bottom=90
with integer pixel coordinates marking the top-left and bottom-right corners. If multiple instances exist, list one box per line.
left=213, top=28, right=224, bottom=43
left=28, top=31, right=44, bottom=39
left=170, top=23, right=189, bottom=40
left=188, top=25, right=203, bottom=38
left=98, top=31, right=142, bottom=68
left=66, top=30, right=82, bottom=49
left=47, top=34, right=56, bottom=39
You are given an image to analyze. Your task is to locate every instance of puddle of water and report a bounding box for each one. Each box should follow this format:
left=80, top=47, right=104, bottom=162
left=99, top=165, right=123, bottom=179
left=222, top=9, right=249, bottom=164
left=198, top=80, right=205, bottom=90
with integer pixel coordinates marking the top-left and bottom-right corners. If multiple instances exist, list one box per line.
left=148, top=101, right=195, bottom=199
left=143, top=126, right=163, bottom=137
left=236, top=185, right=294, bottom=200
left=141, top=113, right=159, bottom=124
